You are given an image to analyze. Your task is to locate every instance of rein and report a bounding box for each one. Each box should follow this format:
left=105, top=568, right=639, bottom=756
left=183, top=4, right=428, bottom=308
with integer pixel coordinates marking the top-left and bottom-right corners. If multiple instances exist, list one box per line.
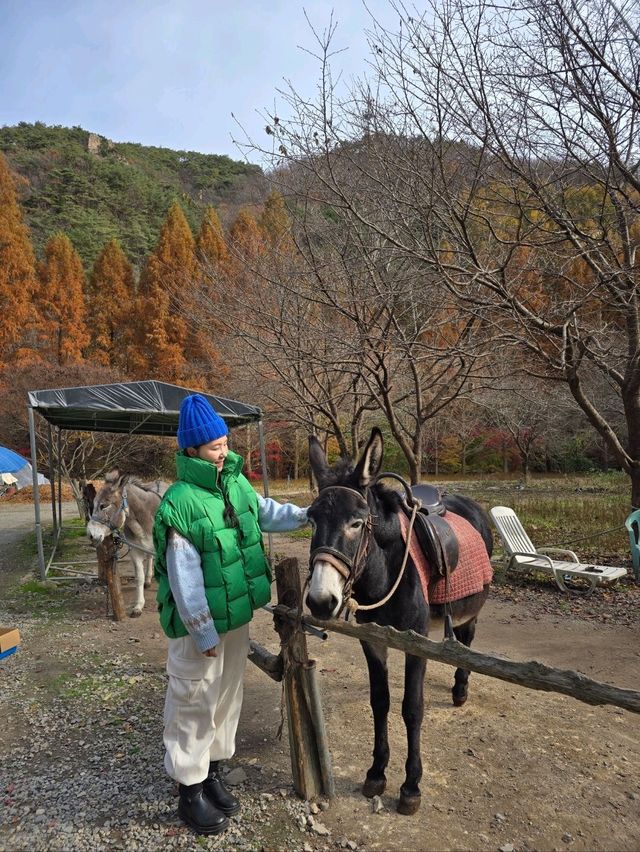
left=309, top=481, right=420, bottom=617
left=344, top=500, right=419, bottom=617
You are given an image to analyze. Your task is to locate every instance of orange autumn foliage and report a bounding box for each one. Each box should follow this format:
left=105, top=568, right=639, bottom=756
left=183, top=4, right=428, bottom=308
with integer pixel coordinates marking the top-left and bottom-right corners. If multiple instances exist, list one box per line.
left=87, top=239, right=136, bottom=370
left=130, top=202, right=194, bottom=381
left=197, top=206, right=229, bottom=270
left=0, top=153, right=40, bottom=363
left=37, top=233, right=89, bottom=365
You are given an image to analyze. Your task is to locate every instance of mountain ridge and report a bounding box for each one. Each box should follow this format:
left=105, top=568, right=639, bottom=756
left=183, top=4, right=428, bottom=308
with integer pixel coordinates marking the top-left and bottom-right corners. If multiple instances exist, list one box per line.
left=0, top=121, right=264, bottom=270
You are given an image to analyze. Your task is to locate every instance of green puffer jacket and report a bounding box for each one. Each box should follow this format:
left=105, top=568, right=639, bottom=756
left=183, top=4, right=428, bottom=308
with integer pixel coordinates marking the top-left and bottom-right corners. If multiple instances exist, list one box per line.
left=153, top=450, right=271, bottom=637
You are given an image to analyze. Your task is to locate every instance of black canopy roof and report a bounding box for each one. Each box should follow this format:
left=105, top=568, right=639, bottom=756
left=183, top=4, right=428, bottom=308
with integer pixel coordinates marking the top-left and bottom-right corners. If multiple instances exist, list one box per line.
left=27, top=380, right=262, bottom=436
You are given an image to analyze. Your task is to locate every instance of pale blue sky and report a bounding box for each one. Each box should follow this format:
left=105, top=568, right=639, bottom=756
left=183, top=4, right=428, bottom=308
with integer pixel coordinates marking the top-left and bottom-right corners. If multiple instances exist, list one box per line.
left=0, top=0, right=398, bottom=162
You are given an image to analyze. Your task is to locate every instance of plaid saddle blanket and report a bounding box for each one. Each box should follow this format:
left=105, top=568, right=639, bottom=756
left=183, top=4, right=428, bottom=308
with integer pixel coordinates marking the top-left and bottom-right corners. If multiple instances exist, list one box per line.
left=398, top=510, right=493, bottom=604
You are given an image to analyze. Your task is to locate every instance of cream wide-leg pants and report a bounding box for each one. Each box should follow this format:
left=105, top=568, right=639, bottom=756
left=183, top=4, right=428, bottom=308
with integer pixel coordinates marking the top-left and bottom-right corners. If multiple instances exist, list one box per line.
left=163, top=623, right=250, bottom=785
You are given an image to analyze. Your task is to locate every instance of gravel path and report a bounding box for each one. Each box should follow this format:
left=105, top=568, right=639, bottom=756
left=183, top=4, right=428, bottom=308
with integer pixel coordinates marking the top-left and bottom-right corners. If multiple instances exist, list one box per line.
left=1, top=502, right=638, bottom=851
left=0, top=505, right=346, bottom=852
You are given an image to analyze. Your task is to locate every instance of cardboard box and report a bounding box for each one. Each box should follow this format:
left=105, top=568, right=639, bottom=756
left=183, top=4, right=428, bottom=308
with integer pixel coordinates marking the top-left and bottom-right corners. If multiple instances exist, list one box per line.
left=0, top=626, right=20, bottom=653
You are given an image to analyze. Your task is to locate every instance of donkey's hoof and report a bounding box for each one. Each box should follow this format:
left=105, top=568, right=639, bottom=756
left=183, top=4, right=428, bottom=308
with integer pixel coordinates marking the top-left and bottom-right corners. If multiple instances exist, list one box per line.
left=397, top=794, right=421, bottom=815
left=452, top=691, right=468, bottom=707
left=362, top=777, right=386, bottom=798
left=130, top=609, right=143, bottom=618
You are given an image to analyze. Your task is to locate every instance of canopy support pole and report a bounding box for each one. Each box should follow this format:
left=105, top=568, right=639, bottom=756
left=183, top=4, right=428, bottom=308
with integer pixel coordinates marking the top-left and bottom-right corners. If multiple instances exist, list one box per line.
left=28, top=405, right=46, bottom=581
left=258, top=420, right=273, bottom=559
left=57, top=428, right=62, bottom=528
left=47, top=423, right=57, bottom=534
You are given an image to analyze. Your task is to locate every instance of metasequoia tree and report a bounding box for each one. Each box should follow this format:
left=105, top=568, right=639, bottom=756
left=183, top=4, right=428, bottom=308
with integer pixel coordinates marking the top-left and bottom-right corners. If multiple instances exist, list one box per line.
left=196, top=206, right=229, bottom=270
left=0, top=153, right=39, bottom=362
left=228, top=208, right=265, bottom=260
left=130, top=202, right=193, bottom=380
left=259, top=190, right=293, bottom=249
left=87, top=239, right=136, bottom=370
left=256, top=0, right=640, bottom=503
left=37, top=233, right=89, bottom=365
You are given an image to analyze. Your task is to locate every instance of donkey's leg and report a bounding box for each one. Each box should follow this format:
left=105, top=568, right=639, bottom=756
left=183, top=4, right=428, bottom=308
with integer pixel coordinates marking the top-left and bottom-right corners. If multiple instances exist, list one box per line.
left=144, top=554, right=153, bottom=589
left=360, top=639, right=390, bottom=798
left=397, top=652, right=426, bottom=815
left=451, top=617, right=477, bottom=707
left=130, top=550, right=146, bottom=617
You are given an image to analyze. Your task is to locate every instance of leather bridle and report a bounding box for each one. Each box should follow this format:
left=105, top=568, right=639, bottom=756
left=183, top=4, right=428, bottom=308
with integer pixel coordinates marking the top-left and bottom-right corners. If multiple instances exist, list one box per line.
left=90, top=485, right=129, bottom=533
left=308, top=481, right=420, bottom=617
left=90, top=479, right=164, bottom=535
left=309, top=485, right=373, bottom=608
left=307, top=473, right=459, bottom=640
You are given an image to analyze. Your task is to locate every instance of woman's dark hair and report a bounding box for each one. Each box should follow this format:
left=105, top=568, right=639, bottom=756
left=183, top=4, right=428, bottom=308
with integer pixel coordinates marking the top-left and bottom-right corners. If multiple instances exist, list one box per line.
left=223, top=497, right=240, bottom=530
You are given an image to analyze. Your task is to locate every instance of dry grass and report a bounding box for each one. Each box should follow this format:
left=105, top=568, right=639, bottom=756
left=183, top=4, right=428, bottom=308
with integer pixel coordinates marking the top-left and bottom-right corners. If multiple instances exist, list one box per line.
left=2, top=483, right=76, bottom=504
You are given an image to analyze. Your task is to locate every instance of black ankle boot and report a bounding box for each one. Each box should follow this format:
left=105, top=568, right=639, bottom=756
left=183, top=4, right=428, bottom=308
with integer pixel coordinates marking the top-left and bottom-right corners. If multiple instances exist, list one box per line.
left=203, top=761, right=241, bottom=816
left=178, top=782, right=229, bottom=835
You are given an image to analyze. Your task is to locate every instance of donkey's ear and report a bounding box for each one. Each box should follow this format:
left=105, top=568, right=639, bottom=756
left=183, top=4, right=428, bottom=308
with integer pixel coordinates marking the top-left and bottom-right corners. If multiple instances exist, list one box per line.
left=308, top=434, right=331, bottom=490
left=353, top=428, right=384, bottom=487
left=105, top=469, right=126, bottom=489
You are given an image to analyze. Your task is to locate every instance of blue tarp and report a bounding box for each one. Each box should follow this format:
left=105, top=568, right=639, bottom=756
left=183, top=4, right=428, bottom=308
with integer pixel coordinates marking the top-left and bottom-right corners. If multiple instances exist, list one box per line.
left=0, top=447, right=28, bottom=474
left=0, top=446, right=49, bottom=489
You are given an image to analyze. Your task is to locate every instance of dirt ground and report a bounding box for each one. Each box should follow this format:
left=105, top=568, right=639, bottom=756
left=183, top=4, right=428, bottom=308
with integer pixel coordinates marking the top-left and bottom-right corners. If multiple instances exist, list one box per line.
left=1, top=502, right=639, bottom=852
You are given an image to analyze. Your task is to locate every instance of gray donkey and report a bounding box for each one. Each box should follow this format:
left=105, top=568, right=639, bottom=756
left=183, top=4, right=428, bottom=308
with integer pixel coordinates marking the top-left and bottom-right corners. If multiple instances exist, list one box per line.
left=87, top=470, right=169, bottom=616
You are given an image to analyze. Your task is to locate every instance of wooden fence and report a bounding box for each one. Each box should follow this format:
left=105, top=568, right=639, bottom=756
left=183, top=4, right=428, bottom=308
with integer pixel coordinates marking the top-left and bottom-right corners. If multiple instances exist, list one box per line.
left=250, top=562, right=640, bottom=803
left=97, top=545, right=640, bottom=800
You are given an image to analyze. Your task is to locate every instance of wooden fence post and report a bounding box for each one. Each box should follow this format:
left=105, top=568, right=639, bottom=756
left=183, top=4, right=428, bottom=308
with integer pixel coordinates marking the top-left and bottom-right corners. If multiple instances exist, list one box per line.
left=274, top=558, right=334, bottom=800
left=97, top=537, right=125, bottom=621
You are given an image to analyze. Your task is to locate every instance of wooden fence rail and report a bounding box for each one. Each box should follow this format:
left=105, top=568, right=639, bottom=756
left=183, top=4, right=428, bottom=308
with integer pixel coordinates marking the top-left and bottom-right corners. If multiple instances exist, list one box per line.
left=269, top=604, right=640, bottom=715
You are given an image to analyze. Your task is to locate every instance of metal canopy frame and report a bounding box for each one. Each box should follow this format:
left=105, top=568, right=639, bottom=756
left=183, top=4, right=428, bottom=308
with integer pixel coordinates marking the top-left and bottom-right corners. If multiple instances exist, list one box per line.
left=27, top=380, right=268, bottom=580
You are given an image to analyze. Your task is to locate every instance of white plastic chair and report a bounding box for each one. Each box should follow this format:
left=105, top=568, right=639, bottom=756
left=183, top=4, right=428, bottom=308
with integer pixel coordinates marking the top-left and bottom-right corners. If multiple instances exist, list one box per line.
left=489, top=506, right=627, bottom=593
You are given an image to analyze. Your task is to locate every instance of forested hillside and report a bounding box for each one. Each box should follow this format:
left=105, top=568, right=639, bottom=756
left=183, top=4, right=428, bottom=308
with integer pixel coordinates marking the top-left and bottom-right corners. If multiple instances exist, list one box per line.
left=0, top=122, right=263, bottom=269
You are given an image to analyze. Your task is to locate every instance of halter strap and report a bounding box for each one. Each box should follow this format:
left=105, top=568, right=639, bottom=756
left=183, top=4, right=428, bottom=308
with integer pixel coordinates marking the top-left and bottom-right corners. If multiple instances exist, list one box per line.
left=318, top=484, right=368, bottom=507
left=308, top=480, right=418, bottom=617
left=90, top=484, right=129, bottom=532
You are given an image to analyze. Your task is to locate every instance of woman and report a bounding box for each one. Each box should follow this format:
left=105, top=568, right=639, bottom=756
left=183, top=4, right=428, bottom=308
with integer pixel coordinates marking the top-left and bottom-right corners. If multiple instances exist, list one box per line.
left=153, top=394, right=307, bottom=835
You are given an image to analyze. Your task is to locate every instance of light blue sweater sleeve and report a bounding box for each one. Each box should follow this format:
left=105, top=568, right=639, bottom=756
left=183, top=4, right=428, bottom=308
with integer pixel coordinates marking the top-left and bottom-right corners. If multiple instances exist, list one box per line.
left=166, top=529, right=220, bottom=652
left=257, top=493, right=308, bottom=532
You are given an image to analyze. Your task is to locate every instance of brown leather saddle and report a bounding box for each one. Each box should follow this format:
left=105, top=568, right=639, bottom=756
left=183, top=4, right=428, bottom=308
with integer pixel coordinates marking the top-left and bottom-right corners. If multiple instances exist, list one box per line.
left=408, top=485, right=459, bottom=577
left=375, top=475, right=459, bottom=578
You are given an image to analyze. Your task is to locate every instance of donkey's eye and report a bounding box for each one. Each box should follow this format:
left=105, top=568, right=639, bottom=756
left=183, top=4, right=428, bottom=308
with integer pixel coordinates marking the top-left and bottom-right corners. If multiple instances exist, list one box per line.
left=351, top=520, right=364, bottom=529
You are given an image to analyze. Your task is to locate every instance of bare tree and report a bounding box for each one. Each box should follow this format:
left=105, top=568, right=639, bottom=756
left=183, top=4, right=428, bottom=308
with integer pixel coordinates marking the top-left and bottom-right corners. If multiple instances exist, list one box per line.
left=245, top=0, right=640, bottom=503
left=231, top=120, right=496, bottom=478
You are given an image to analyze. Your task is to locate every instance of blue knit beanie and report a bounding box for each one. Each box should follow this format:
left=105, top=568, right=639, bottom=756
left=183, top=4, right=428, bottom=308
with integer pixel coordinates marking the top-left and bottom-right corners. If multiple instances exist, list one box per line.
left=177, top=394, right=228, bottom=449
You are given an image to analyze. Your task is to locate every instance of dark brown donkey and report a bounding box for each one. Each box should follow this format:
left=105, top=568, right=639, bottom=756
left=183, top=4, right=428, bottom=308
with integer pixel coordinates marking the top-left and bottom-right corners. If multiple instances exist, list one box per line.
left=306, top=428, right=493, bottom=815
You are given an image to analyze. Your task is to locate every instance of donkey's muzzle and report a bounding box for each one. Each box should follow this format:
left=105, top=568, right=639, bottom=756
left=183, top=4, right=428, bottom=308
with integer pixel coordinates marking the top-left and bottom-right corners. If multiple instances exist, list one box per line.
left=86, top=520, right=109, bottom=546
left=310, top=548, right=351, bottom=580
